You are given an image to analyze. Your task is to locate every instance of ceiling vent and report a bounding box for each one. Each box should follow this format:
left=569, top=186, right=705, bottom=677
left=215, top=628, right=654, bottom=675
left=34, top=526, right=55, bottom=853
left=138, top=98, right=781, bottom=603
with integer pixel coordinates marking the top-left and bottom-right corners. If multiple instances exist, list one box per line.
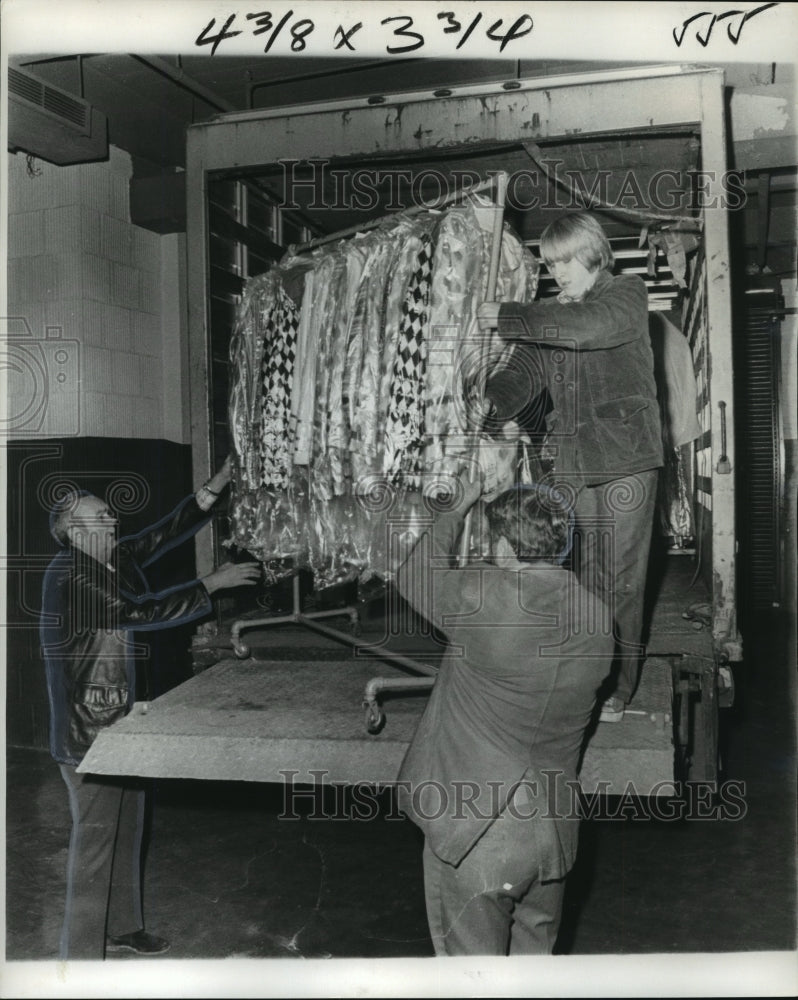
left=8, top=65, right=108, bottom=165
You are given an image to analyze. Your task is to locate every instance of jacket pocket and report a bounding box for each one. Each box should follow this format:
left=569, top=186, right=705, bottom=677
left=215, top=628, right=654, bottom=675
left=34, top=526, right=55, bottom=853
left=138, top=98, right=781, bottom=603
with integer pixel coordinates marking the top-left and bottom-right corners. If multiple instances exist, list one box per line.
left=593, top=395, right=651, bottom=472
left=594, top=395, right=649, bottom=422
left=69, top=683, right=128, bottom=748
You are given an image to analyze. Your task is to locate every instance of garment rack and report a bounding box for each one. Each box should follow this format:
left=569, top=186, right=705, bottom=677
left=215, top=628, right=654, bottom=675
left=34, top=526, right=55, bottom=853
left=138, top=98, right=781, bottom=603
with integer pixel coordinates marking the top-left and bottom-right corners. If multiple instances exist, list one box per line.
left=287, top=174, right=504, bottom=257
left=231, top=171, right=509, bottom=733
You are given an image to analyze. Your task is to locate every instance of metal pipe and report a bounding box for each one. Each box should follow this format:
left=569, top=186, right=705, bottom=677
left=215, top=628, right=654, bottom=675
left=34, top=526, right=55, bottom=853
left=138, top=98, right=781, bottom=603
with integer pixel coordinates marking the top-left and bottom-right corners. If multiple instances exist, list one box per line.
left=716, top=401, right=731, bottom=475
left=363, top=675, right=436, bottom=733
left=460, top=170, right=508, bottom=566
left=364, top=676, right=435, bottom=702
left=131, top=55, right=236, bottom=114
left=757, top=172, right=771, bottom=271
left=230, top=611, right=299, bottom=652
left=298, top=606, right=354, bottom=623
left=296, top=616, right=440, bottom=677
left=521, top=139, right=701, bottom=228
left=288, top=175, right=501, bottom=254
left=229, top=572, right=359, bottom=655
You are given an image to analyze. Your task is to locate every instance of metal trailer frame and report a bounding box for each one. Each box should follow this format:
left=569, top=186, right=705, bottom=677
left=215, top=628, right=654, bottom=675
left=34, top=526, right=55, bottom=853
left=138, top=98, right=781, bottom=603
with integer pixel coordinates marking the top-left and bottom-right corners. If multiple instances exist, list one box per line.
left=185, top=65, right=742, bottom=773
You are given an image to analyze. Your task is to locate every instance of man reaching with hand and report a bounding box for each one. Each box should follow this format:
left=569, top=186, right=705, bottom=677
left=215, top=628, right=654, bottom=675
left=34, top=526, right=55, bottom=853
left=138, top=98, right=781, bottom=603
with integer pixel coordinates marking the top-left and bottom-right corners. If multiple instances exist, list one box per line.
left=395, top=468, right=615, bottom=955
left=41, top=456, right=260, bottom=960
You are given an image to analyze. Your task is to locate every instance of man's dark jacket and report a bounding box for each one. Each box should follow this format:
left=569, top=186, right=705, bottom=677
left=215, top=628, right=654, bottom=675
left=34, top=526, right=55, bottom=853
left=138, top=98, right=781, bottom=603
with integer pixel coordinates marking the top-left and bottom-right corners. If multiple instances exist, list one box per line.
left=41, top=495, right=213, bottom=765
left=395, top=507, right=614, bottom=874
left=493, top=270, right=664, bottom=485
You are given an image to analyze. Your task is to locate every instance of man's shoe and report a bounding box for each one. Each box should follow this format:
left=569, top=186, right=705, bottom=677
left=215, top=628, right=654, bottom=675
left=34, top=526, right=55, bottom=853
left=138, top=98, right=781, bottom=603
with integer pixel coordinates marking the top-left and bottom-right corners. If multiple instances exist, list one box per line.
left=599, top=696, right=626, bottom=723
left=106, top=930, right=170, bottom=956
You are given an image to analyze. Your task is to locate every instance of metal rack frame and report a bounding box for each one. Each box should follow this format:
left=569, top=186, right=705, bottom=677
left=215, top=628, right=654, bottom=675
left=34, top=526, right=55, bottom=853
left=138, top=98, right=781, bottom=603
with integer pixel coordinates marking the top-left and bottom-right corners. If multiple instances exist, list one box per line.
left=230, top=572, right=437, bottom=733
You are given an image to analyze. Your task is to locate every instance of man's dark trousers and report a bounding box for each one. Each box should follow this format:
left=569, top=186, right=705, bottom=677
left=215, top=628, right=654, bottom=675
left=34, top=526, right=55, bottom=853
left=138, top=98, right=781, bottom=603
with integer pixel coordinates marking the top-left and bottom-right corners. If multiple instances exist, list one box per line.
left=574, top=468, right=659, bottom=703
left=58, top=765, right=145, bottom=960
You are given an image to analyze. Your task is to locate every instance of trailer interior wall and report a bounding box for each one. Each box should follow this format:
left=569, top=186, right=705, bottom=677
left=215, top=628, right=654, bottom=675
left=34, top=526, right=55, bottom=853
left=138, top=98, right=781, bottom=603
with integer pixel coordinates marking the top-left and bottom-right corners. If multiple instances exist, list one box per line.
left=185, top=65, right=741, bottom=663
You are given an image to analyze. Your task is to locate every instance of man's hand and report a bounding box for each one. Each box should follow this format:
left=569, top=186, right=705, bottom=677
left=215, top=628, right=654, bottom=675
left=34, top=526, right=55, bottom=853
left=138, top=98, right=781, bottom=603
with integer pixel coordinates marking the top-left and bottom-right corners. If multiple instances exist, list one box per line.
left=477, top=301, right=501, bottom=331
left=479, top=426, right=522, bottom=502
left=456, top=465, right=484, bottom=512
left=205, top=455, right=233, bottom=496
left=467, top=395, right=496, bottom=430
left=500, top=420, right=530, bottom=444
left=202, top=561, right=261, bottom=595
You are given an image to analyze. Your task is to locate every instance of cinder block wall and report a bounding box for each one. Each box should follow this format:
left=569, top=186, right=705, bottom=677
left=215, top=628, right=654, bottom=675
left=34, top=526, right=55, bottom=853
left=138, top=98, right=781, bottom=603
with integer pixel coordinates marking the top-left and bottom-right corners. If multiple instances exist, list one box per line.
left=6, top=146, right=186, bottom=442
left=5, top=147, right=197, bottom=750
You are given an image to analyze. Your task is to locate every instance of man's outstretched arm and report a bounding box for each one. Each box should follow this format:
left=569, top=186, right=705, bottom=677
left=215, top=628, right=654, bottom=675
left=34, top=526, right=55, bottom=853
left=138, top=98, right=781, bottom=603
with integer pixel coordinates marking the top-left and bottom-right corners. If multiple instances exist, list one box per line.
left=120, top=457, right=232, bottom=567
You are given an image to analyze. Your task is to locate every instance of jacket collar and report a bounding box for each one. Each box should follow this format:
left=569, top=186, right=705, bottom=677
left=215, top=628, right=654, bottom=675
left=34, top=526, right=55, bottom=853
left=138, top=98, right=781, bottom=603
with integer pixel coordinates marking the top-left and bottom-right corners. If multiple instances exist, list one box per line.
left=585, top=268, right=613, bottom=300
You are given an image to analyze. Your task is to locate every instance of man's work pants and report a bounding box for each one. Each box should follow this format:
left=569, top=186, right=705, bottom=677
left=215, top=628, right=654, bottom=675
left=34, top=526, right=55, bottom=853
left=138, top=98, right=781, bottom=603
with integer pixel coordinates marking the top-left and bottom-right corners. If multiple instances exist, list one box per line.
left=574, top=469, right=659, bottom=704
left=422, top=785, right=568, bottom=956
left=59, top=764, right=145, bottom=960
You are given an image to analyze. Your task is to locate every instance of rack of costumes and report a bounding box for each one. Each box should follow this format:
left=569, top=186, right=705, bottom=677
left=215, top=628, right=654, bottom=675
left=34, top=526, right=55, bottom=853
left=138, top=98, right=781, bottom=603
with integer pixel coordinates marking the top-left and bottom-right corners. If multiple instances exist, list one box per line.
left=225, top=172, right=540, bottom=729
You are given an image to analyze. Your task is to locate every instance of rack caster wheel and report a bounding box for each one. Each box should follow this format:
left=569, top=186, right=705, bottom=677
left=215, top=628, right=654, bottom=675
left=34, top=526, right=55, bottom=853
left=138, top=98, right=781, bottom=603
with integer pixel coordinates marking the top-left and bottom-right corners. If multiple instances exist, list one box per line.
left=364, top=702, right=384, bottom=734
left=233, top=643, right=250, bottom=659
left=349, top=613, right=361, bottom=637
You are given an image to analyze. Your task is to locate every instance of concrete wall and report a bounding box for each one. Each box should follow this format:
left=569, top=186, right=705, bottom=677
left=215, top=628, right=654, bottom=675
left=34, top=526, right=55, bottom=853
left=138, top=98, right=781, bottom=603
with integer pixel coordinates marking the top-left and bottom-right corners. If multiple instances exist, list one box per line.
left=6, top=146, right=189, bottom=444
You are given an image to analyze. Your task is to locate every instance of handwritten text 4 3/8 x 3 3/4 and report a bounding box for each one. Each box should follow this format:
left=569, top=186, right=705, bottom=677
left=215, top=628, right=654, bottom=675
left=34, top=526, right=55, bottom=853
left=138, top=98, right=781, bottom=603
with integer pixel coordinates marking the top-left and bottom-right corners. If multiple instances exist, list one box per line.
left=195, top=10, right=534, bottom=56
